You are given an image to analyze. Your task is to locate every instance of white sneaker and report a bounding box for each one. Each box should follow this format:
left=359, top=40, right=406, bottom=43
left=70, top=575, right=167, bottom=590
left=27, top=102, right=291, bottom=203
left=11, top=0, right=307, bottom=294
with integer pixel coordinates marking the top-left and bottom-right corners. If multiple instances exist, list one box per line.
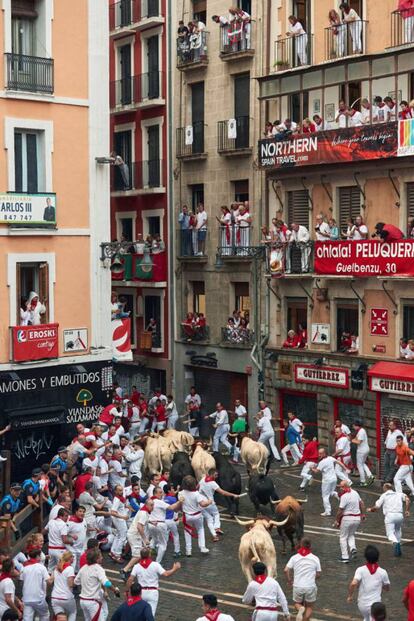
left=200, top=547, right=209, bottom=554
left=0, top=456, right=7, bottom=462
left=320, top=512, right=331, bottom=516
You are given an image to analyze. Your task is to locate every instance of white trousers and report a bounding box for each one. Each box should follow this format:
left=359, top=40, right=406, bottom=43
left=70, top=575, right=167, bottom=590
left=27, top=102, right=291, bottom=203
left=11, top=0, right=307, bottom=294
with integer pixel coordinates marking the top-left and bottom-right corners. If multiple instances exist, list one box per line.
left=404, top=15, right=414, bottom=43
left=148, top=522, right=168, bottom=563
left=183, top=513, right=206, bottom=553
left=281, top=443, right=301, bottom=464
left=258, top=431, right=280, bottom=460
left=51, top=598, right=77, bottom=621
left=349, top=20, right=362, bottom=53
left=358, top=602, right=374, bottom=621
left=385, top=512, right=404, bottom=543
left=203, top=503, right=220, bottom=537
left=213, top=424, right=231, bottom=452
left=23, top=601, right=50, bottom=621
left=166, top=518, right=180, bottom=553
left=139, top=419, right=150, bottom=434
left=296, top=33, right=308, bottom=65
left=339, top=517, right=360, bottom=560
left=252, top=611, right=279, bottom=621
left=48, top=548, right=65, bottom=572
left=80, top=599, right=107, bottom=621
left=394, top=465, right=414, bottom=494
left=111, top=517, right=127, bottom=556
left=129, top=422, right=141, bottom=438
left=356, top=450, right=372, bottom=483
left=335, top=458, right=351, bottom=482
left=321, top=478, right=337, bottom=514
left=142, top=590, right=159, bottom=616
left=168, top=414, right=178, bottom=429
left=300, top=461, right=317, bottom=488
left=335, top=25, right=346, bottom=56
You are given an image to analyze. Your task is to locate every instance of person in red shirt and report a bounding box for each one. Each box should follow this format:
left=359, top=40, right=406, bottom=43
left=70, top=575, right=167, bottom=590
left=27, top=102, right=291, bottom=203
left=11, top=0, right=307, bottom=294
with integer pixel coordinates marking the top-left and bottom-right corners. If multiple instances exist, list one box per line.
left=73, top=467, right=93, bottom=500
left=302, top=117, right=316, bottom=133
left=283, top=330, right=299, bottom=348
left=404, top=579, right=414, bottom=621
left=374, top=222, right=404, bottom=242
left=400, top=100, right=413, bottom=120
left=130, top=386, right=140, bottom=406
left=79, top=538, right=99, bottom=569
left=299, top=437, right=319, bottom=490
left=155, top=399, right=167, bottom=432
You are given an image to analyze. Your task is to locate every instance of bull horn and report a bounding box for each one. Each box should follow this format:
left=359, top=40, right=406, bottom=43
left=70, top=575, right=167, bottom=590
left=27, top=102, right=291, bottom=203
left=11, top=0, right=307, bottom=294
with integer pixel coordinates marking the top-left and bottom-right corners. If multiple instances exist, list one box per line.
left=296, top=498, right=308, bottom=504
left=268, top=516, right=289, bottom=527
left=234, top=516, right=255, bottom=527
left=270, top=499, right=281, bottom=504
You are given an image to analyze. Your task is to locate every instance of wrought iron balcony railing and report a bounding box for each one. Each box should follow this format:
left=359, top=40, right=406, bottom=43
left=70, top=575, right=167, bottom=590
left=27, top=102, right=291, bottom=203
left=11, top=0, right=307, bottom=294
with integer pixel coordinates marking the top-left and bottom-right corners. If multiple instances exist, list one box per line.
left=218, top=225, right=253, bottom=257
left=219, top=21, right=253, bottom=55
left=5, top=53, right=54, bottom=94
left=274, top=34, right=312, bottom=71
left=325, top=20, right=367, bottom=60
left=110, top=72, right=163, bottom=108
left=221, top=326, right=254, bottom=346
left=178, top=229, right=208, bottom=258
left=181, top=323, right=210, bottom=342
left=176, top=121, right=206, bottom=158
left=218, top=116, right=250, bottom=152
left=177, top=31, right=209, bottom=68
left=111, top=160, right=162, bottom=191
left=391, top=10, right=414, bottom=48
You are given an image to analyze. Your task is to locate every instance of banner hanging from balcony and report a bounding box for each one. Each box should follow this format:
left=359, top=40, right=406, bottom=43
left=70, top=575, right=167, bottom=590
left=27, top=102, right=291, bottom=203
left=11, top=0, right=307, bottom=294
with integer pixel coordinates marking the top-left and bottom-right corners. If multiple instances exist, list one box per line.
left=314, top=240, right=414, bottom=277
left=258, top=122, right=402, bottom=169
left=0, top=193, right=56, bottom=225
left=112, top=318, right=133, bottom=362
left=11, top=323, right=59, bottom=362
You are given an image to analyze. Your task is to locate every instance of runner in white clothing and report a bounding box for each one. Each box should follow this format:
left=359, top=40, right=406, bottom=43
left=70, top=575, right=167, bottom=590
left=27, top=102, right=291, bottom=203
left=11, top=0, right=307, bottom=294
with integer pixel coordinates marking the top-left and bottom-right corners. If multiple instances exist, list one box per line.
left=45, top=508, right=74, bottom=572
left=123, top=499, right=154, bottom=575
left=258, top=400, right=272, bottom=419
left=352, top=421, right=374, bottom=487
left=367, top=483, right=410, bottom=557
left=51, top=551, right=77, bottom=621
left=206, top=403, right=232, bottom=453
left=256, top=411, right=281, bottom=461
left=0, top=558, right=23, bottom=619
left=348, top=545, right=390, bottom=621
left=147, top=486, right=182, bottom=563
left=284, top=538, right=321, bottom=621
left=126, top=548, right=181, bottom=616
left=20, top=548, right=53, bottom=621
left=313, top=449, right=349, bottom=516
left=333, top=428, right=353, bottom=483
left=242, top=562, right=290, bottom=620
left=74, top=549, right=120, bottom=621
left=195, top=593, right=235, bottom=621
left=67, top=506, right=88, bottom=571
left=179, top=475, right=212, bottom=556
left=199, top=469, right=239, bottom=541
left=335, top=481, right=364, bottom=563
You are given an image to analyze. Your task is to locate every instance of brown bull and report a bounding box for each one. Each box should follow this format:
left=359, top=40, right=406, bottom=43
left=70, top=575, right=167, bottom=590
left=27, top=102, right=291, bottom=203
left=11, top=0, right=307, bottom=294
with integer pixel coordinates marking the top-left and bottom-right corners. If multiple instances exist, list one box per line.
left=236, top=515, right=289, bottom=582
left=272, top=495, right=307, bottom=554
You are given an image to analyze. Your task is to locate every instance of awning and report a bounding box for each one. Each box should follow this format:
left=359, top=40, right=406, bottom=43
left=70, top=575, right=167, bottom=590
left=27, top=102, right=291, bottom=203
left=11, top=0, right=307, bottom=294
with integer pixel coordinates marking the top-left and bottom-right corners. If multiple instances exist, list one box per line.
left=368, top=362, right=414, bottom=382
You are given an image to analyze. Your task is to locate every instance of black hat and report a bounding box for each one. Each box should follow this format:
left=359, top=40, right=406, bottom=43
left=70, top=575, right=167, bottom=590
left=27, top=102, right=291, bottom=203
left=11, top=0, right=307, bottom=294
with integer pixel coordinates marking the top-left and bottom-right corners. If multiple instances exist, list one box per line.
left=10, top=483, right=21, bottom=490
left=58, top=446, right=68, bottom=453
left=32, top=468, right=42, bottom=476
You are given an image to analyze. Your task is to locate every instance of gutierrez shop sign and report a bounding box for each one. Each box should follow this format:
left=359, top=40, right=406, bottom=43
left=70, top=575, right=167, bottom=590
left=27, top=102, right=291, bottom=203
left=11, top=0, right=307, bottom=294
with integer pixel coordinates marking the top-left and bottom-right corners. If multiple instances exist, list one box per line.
left=295, top=364, right=349, bottom=389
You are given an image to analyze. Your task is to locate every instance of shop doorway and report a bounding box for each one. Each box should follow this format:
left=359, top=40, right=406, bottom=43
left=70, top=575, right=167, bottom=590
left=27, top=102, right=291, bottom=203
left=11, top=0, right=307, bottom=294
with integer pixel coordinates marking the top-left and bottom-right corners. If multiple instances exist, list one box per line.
left=279, top=390, right=317, bottom=441
left=378, top=394, right=414, bottom=475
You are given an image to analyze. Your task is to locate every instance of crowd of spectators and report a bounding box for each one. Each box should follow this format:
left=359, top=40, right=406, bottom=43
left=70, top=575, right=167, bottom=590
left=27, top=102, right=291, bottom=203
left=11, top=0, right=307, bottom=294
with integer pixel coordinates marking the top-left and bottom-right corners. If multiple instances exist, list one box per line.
left=217, top=201, right=252, bottom=252
left=224, top=310, right=251, bottom=344
left=181, top=312, right=208, bottom=341
left=114, top=233, right=165, bottom=255
left=178, top=203, right=208, bottom=256
left=177, top=18, right=207, bottom=62
left=211, top=7, right=252, bottom=51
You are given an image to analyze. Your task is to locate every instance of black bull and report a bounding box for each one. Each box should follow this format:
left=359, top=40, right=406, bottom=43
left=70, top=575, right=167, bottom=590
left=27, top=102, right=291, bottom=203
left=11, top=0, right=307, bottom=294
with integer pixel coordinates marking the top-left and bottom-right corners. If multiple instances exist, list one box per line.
left=213, top=452, right=242, bottom=516
left=248, top=473, right=280, bottom=514
left=170, top=451, right=195, bottom=488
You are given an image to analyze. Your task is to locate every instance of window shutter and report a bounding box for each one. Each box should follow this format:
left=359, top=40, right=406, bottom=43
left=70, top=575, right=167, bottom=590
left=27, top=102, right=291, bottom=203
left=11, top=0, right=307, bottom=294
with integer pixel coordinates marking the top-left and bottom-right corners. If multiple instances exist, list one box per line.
left=26, top=133, right=38, bottom=193
left=192, top=281, right=205, bottom=295
left=16, top=262, right=22, bottom=325
left=234, top=282, right=249, bottom=296
left=338, top=186, right=361, bottom=230
left=287, top=190, right=309, bottom=227
left=38, top=262, right=49, bottom=324
left=407, top=183, right=414, bottom=219
left=14, top=132, right=23, bottom=192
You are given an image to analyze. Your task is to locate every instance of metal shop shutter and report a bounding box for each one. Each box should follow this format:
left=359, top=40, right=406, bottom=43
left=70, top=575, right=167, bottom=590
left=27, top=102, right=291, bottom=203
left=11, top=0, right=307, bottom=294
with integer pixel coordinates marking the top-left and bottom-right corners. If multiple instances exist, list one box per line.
left=286, top=190, right=309, bottom=227
left=338, top=186, right=361, bottom=229
left=378, top=396, right=414, bottom=475
left=407, top=182, right=414, bottom=219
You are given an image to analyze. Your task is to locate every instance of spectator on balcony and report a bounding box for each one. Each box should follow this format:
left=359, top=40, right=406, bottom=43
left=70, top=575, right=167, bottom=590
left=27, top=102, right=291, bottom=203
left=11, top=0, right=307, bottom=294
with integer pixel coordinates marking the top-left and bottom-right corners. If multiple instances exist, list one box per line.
left=287, top=15, right=308, bottom=66
left=152, top=234, right=165, bottom=254
left=399, top=0, right=414, bottom=44
left=405, top=340, right=414, bottom=360
left=177, top=21, right=190, bottom=62
left=110, top=152, right=130, bottom=190
left=313, top=114, right=329, bottom=131
left=384, top=96, right=397, bottom=122
left=399, top=100, right=413, bottom=120
left=25, top=291, right=46, bottom=326
left=400, top=338, right=410, bottom=358
left=349, top=107, right=363, bottom=126
left=182, top=313, right=196, bottom=340
left=230, top=202, right=240, bottom=223
left=261, top=225, right=272, bottom=244
left=190, top=20, right=206, bottom=61
left=111, top=293, right=129, bottom=321
left=373, top=222, right=404, bottom=241
left=373, top=96, right=388, bottom=123
left=286, top=222, right=311, bottom=273
left=232, top=310, right=241, bottom=328
left=283, top=330, right=299, bottom=348
left=339, top=3, right=362, bottom=54
left=179, top=205, right=191, bottom=256
left=360, top=98, right=372, bottom=124
left=195, top=203, right=208, bottom=256
left=236, top=7, right=251, bottom=50
left=343, top=217, right=356, bottom=240
left=212, top=14, right=229, bottom=26
left=264, top=121, right=274, bottom=138
left=20, top=296, right=31, bottom=326
left=177, top=20, right=189, bottom=41
left=302, top=117, right=316, bottom=133
left=298, top=323, right=308, bottom=348
left=335, top=100, right=349, bottom=128
left=408, top=217, right=414, bottom=238
left=339, top=332, right=353, bottom=352
left=235, top=203, right=252, bottom=249
left=328, top=9, right=346, bottom=58
left=352, top=216, right=368, bottom=240
left=135, top=233, right=146, bottom=254
left=315, top=214, right=331, bottom=241
left=146, top=318, right=158, bottom=346
left=329, top=218, right=340, bottom=240
left=218, top=205, right=232, bottom=255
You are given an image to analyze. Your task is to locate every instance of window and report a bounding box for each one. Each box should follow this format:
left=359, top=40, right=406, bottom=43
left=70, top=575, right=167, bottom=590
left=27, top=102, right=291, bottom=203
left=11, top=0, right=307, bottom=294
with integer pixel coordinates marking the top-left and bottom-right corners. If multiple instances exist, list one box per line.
left=290, top=92, right=308, bottom=123
left=234, top=74, right=250, bottom=149
left=117, top=43, right=132, bottom=105
left=191, top=82, right=205, bottom=153
left=238, top=0, right=251, bottom=12
left=189, top=184, right=204, bottom=212
left=340, top=82, right=361, bottom=111
left=120, top=217, right=133, bottom=241
left=113, top=130, right=132, bottom=190
left=403, top=305, right=414, bottom=340
left=287, top=190, right=309, bottom=227
left=336, top=303, right=359, bottom=351
left=144, top=294, right=162, bottom=349
left=14, top=129, right=40, bottom=192
left=293, top=0, right=311, bottom=31
left=338, top=186, right=361, bottom=230
left=233, top=180, right=249, bottom=203
left=192, top=0, right=206, bottom=22
left=234, top=282, right=250, bottom=313
left=142, top=209, right=164, bottom=240
left=16, top=261, right=49, bottom=325
left=287, top=299, right=307, bottom=333
left=147, top=216, right=160, bottom=237
left=190, top=281, right=205, bottom=314
left=117, top=292, right=136, bottom=346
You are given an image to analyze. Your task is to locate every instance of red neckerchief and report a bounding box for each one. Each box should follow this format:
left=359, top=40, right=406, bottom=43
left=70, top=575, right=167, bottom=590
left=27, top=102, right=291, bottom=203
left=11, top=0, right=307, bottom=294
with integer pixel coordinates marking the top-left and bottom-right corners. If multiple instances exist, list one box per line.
left=160, top=476, right=167, bottom=482
left=254, top=575, right=267, bottom=584
left=138, top=558, right=153, bottom=569
left=129, top=492, right=140, bottom=499
left=115, top=495, right=126, bottom=504
left=69, top=515, right=84, bottom=523
left=336, top=433, right=347, bottom=440
left=150, top=495, right=158, bottom=501
left=339, top=487, right=351, bottom=496
left=204, top=476, right=216, bottom=483
left=205, top=609, right=221, bottom=621
left=366, top=563, right=379, bottom=575
left=140, top=506, right=152, bottom=513
left=0, top=573, right=11, bottom=582
left=23, top=559, right=40, bottom=567
left=297, top=547, right=311, bottom=557
left=59, top=562, right=72, bottom=573
left=127, top=596, right=142, bottom=606
left=26, top=545, right=41, bottom=553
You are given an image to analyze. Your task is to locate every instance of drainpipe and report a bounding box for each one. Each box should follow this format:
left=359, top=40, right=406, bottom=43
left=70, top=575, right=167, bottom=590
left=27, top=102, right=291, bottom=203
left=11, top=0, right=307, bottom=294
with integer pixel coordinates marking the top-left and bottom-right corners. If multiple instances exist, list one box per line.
left=167, top=0, right=175, bottom=393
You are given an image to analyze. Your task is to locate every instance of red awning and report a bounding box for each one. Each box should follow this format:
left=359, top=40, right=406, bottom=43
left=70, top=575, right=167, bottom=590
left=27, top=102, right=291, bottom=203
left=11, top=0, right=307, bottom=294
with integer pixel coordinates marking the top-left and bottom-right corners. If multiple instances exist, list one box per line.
left=368, top=361, right=414, bottom=381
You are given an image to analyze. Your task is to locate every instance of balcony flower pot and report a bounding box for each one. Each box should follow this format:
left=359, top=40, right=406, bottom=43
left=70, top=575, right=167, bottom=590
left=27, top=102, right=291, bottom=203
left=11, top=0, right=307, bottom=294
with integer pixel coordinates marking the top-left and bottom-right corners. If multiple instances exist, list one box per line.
left=273, top=60, right=289, bottom=69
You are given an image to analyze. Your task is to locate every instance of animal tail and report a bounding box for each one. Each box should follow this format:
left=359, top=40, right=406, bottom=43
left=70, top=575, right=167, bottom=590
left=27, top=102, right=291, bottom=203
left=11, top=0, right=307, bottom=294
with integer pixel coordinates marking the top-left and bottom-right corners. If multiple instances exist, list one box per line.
left=250, top=540, right=260, bottom=564
left=157, top=441, right=163, bottom=472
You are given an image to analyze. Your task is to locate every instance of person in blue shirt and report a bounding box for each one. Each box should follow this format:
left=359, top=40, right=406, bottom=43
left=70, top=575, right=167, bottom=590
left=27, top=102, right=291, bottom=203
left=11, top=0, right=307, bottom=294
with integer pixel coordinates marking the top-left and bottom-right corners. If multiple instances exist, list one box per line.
left=178, top=205, right=191, bottom=256
left=110, top=582, right=154, bottom=621
left=0, top=483, right=22, bottom=539
left=163, top=483, right=181, bottom=558
left=22, top=468, right=42, bottom=509
left=50, top=446, right=69, bottom=487
left=127, top=481, right=147, bottom=518
left=279, top=419, right=303, bottom=467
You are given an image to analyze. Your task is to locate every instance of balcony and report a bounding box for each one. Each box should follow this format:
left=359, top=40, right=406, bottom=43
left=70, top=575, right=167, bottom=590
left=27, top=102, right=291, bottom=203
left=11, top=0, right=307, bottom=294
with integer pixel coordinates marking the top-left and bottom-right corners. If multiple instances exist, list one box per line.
left=177, top=31, right=209, bottom=70
left=221, top=326, right=254, bottom=347
left=111, top=249, right=167, bottom=283
left=176, top=122, right=207, bottom=160
left=111, top=160, right=163, bottom=194
left=391, top=10, right=414, bottom=48
left=219, top=23, right=254, bottom=60
left=109, top=0, right=163, bottom=34
left=180, top=323, right=210, bottom=343
left=5, top=53, right=54, bottom=94
left=217, top=116, right=252, bottom=155
left=325, top=21, right=367, bottom=61
left=110, top=72, right=164, bottom=112
left=178, top=229, right=208, bottom=261
left=274, top=34, right=312, bottom=71
left=217, top=225, right=254, bottom=259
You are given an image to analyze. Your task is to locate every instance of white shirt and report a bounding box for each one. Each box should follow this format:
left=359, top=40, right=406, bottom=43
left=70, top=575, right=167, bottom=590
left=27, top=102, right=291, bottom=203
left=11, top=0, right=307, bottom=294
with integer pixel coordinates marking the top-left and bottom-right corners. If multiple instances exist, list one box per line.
left=21, top=563, right=50, bottom=603
left=130, top=406, right=141, bottom=423
left=196, top=615, right=235, bottom=621
left=109, top=460, right=125, bottom=488
left=289, top=21, right=306, bottom=36
left=74, top=563, right=108, bottom=600
left=235, top=404, right=247, bottom=418
left=150, top=499, right=170, bottom=523
left=340, top=423, right=351, bottom=435
left=79, top=491, right=96, bottom=522
left=353, top=565, right=390, bottom=606
left=46, top=518, right=68, bottom=548
left=289, top=417, right=303, bottom=433
left=199, top=476, right=220, bottom=502
left=242, top=576, right=289, bottom=614
left=98, top=458, right=109, bottom=487
left=185, top=393, right=201, bottom=408
left=261, top=406, right=272, bottom=419
left=356, top=428, right=369, bottom=452
left=343, top=8, right=361, bottom=22
left=339, top=489, right=362, bottom=515
left=0, top=577, right=15, bottom=614
left=315, top=221, right=331, bottom=241
left=49, top=503, right=66, bottom=522
left=180, top=490, right=205, bottom=514
left=385, top=429, right=404, bottom=450
left=112, top=496, right=129, bottom=519
left=349, top=110, right=363, bottom=127
left=52, top=565, right=75, bottom=600
left=127, top=509, right=150, bottom=539
left=361, top=106, right=371, bottom=124
left=336, top=109, right=348, bottom=128
left=291, top=226, right=310, bottom=243
left=67, top=517, right=87, bottom=553
left=257, top=417, right=273, bottom=434
left=352, top=224, right=368, bottom=240
left=196, top=211, right=208, bottom=230
left=336, top=435, right=351, bottom=456
left=285, top=552, right=321, bottom=589
left=83, top=456, right=99, bottom=473
left=317, top=456, right=337, bottom=481
left=131, top=560, right=165, bottom=587
left=236, top=212, right=251, bottom=227
left=125, top=447, right=144, bottom=476
left=375, top=489, right=407, bottom=515
left=210, top=409, right=229, bottom=426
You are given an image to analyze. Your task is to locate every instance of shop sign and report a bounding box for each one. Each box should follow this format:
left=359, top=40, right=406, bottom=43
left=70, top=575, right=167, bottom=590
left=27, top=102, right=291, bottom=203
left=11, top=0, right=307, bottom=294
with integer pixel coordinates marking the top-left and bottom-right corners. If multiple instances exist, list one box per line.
left=370, top=376, right=414, bottom=396
left=0, top=192, right=56, bottom=225
left=278, top=360, right=293, bottom=381
left=370, top=309, right=388, bottom=336
left=311, top=323, right=330, bottom=344
left=63, top=328, right=88, bottom=353
left=295, top=364, right=349, bottom=388
left=112, top=318, right=132, bottom=362
left=11, top=323, right=59, bottom=362
left=314, top=239, right=414, bottom=277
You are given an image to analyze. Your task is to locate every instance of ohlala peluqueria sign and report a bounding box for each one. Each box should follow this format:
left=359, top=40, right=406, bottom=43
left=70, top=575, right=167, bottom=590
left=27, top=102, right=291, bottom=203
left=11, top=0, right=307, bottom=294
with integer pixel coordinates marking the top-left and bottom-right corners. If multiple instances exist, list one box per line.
left=295, top=364, right=349, bottom=389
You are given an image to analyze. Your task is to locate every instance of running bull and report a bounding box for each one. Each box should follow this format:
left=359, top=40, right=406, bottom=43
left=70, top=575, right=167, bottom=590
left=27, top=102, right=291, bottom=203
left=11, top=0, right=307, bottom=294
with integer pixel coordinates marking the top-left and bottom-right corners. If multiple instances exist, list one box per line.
left=273, top=495, right=307, bottom=554
left=236, top=516, right=288, bottom=582
left=213, top=452, right=242, bottom=516
left=248, top=473, right=280, bottom=514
